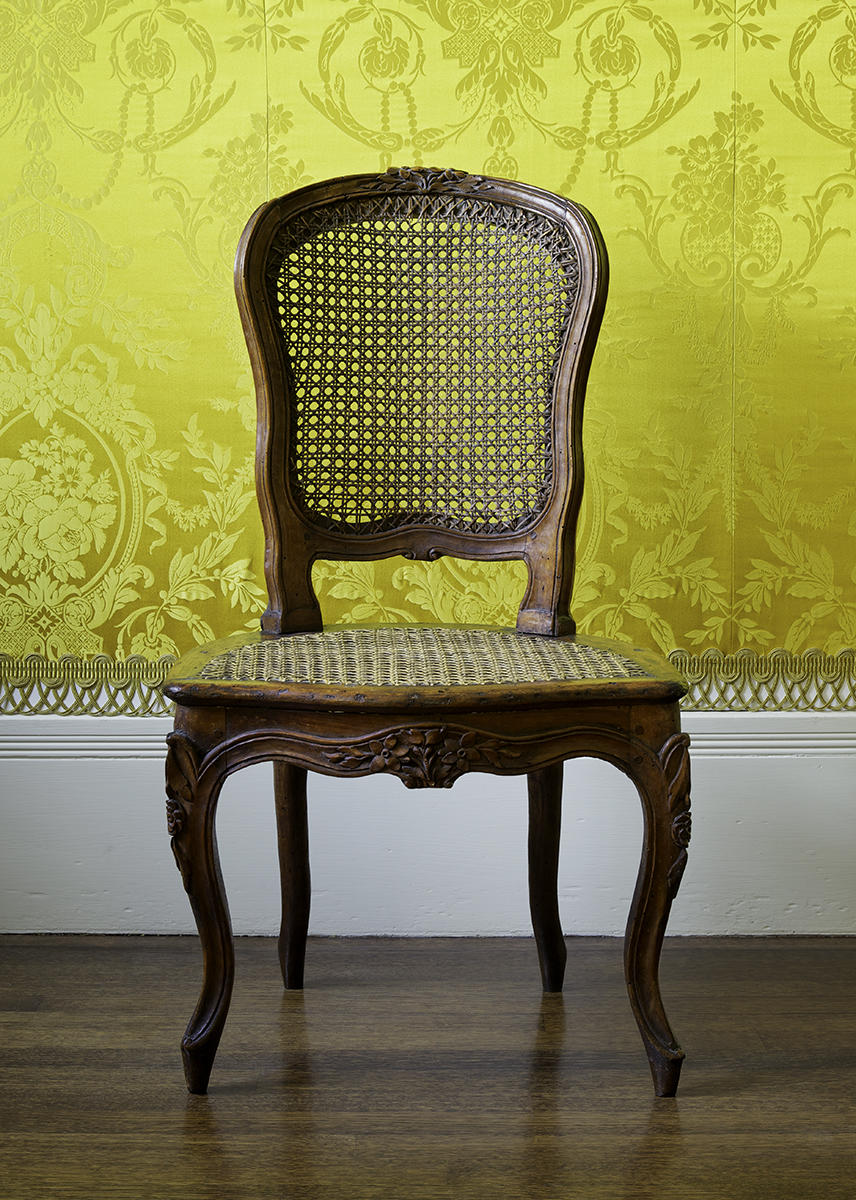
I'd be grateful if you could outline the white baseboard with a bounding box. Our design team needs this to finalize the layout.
[1,712,854,936]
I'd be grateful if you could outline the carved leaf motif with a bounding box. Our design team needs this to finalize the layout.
[165,731,199,893]
[165,731,198,806]
[323,726,518,788]
[658,732,692,896]
[671,810,692,849]
[659,733,691,816]
[166,795,184,837]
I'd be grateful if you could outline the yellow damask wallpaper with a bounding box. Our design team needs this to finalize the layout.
[0,0,853,713]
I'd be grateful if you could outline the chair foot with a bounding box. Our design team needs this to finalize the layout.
[182,1033,220,1095]
[274,762,311,990]
[647,1047,684,1098]
[281,962,306,990]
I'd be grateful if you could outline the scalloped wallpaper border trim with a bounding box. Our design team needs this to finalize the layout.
[0,649,853,716]
[0,654,176,717]
[669,649,855,712]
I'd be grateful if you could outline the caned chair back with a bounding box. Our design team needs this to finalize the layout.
[235,168,607,635]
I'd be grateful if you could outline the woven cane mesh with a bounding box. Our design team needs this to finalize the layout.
[198,628,651,688]
[267,184,580,534]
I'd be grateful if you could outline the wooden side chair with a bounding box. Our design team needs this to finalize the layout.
[163,167,692,1097]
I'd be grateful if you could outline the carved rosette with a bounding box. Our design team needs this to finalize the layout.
[323,726,518,788]
[165,731,199,893]
[658,732,692,899]
[361,166,494,193]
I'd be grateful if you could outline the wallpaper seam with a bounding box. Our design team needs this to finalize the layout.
[730,3,738,656]
[263,0,270,199]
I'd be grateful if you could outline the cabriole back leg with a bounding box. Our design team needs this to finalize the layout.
[166,728,234,1094]
[528,763,567,992]
[623,725,691,1097]
[274,762,310,989]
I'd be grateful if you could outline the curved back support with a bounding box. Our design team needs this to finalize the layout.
[236,168,608,636]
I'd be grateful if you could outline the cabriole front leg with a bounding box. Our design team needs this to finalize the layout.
[166,729,234,1094]
[624,728,691,1097]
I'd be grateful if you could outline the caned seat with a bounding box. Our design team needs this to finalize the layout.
[163,167,692,1098]
[167,627,676,698]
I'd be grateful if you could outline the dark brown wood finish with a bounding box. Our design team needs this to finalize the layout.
[528,762,567,992]
[234,168,607,639]
[163,167,693,1097]
[274,761,310,990]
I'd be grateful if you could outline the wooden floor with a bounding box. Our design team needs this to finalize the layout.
[1,936,854,1200]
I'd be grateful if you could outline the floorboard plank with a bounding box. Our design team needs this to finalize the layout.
[0,936,854,1199]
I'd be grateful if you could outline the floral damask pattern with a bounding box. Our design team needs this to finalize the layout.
[301,0,699,183]
[0,428,116,582]
[617,96,851,362]
[771,0,856,165]
[0,0,853,712]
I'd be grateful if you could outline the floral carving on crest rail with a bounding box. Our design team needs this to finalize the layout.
[361,166,494,192]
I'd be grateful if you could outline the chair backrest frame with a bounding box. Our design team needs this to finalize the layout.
[235,167,608,637]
